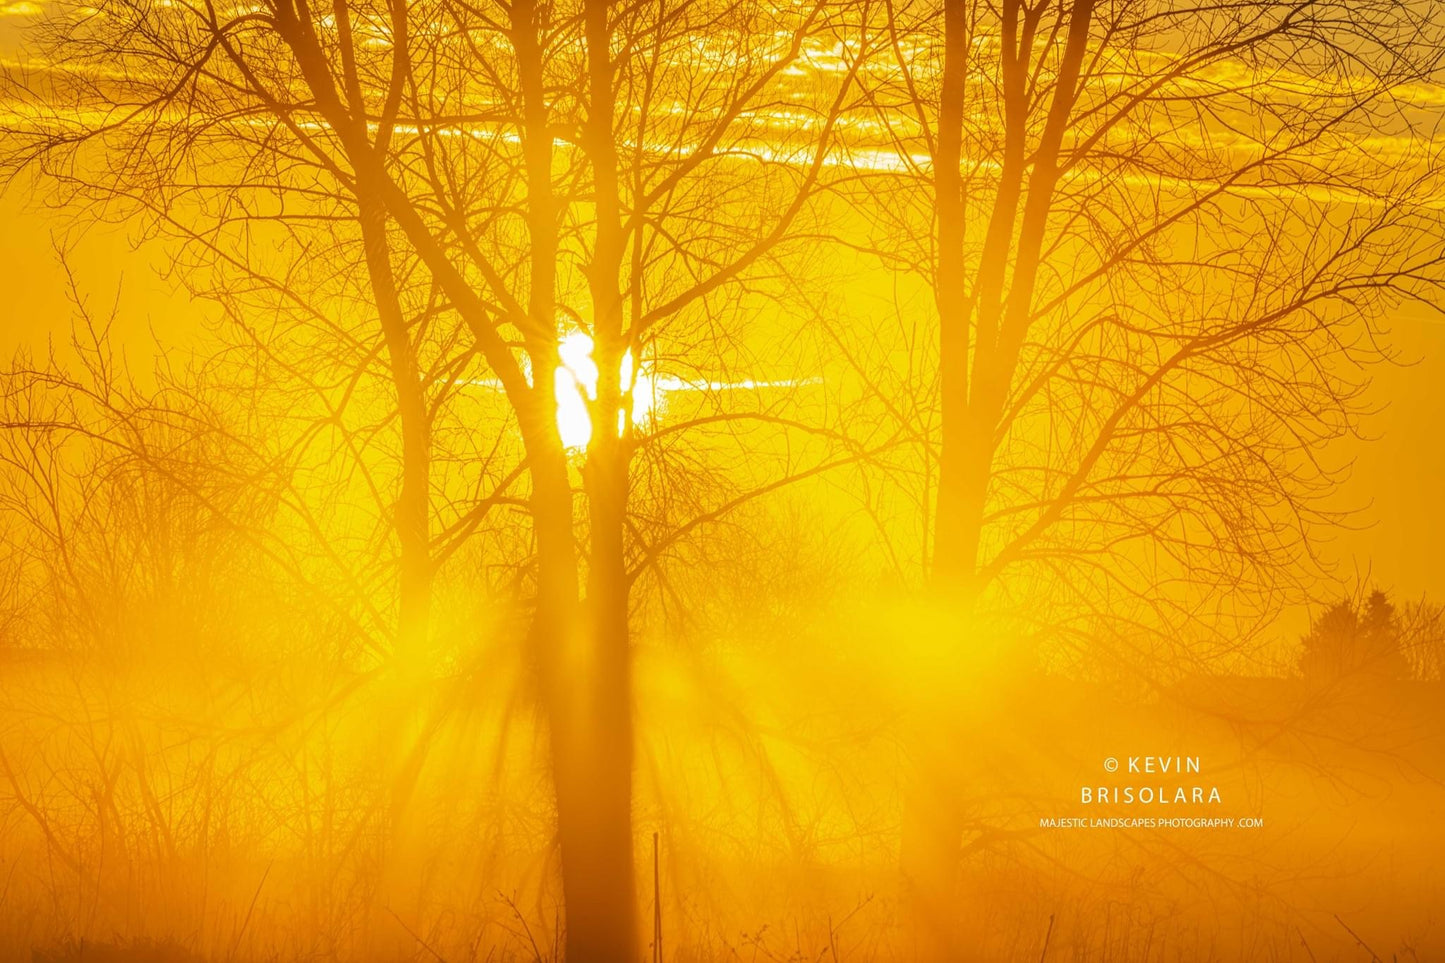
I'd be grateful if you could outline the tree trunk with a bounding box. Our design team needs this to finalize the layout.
[353,167,436,963]
[357,183,432,662]
[900,719,967,960]
[930,0,974,592]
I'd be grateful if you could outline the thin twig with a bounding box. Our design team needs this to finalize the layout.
[1334,914,1383,963]
[389,906,450,963]
[228,861,271,963]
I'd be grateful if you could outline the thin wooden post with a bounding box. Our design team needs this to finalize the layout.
[653,831,663,963]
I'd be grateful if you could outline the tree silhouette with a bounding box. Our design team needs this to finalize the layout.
[841,0,1445,952]
[1299,589,1412,682]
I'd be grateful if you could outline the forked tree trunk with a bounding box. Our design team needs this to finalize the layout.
[908,0,1096,956]
[531,437,635,963]
[512,0,639,947]
[524,395,637,963]
[570,441,637,963]
[549,0,644,956]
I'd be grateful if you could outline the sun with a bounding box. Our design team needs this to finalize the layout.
[553,331,657,451]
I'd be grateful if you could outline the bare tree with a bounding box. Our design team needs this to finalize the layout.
[840,0,1445,953]
[3,0,859,955]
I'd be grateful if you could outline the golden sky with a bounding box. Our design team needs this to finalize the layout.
[1,0,1441,633]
